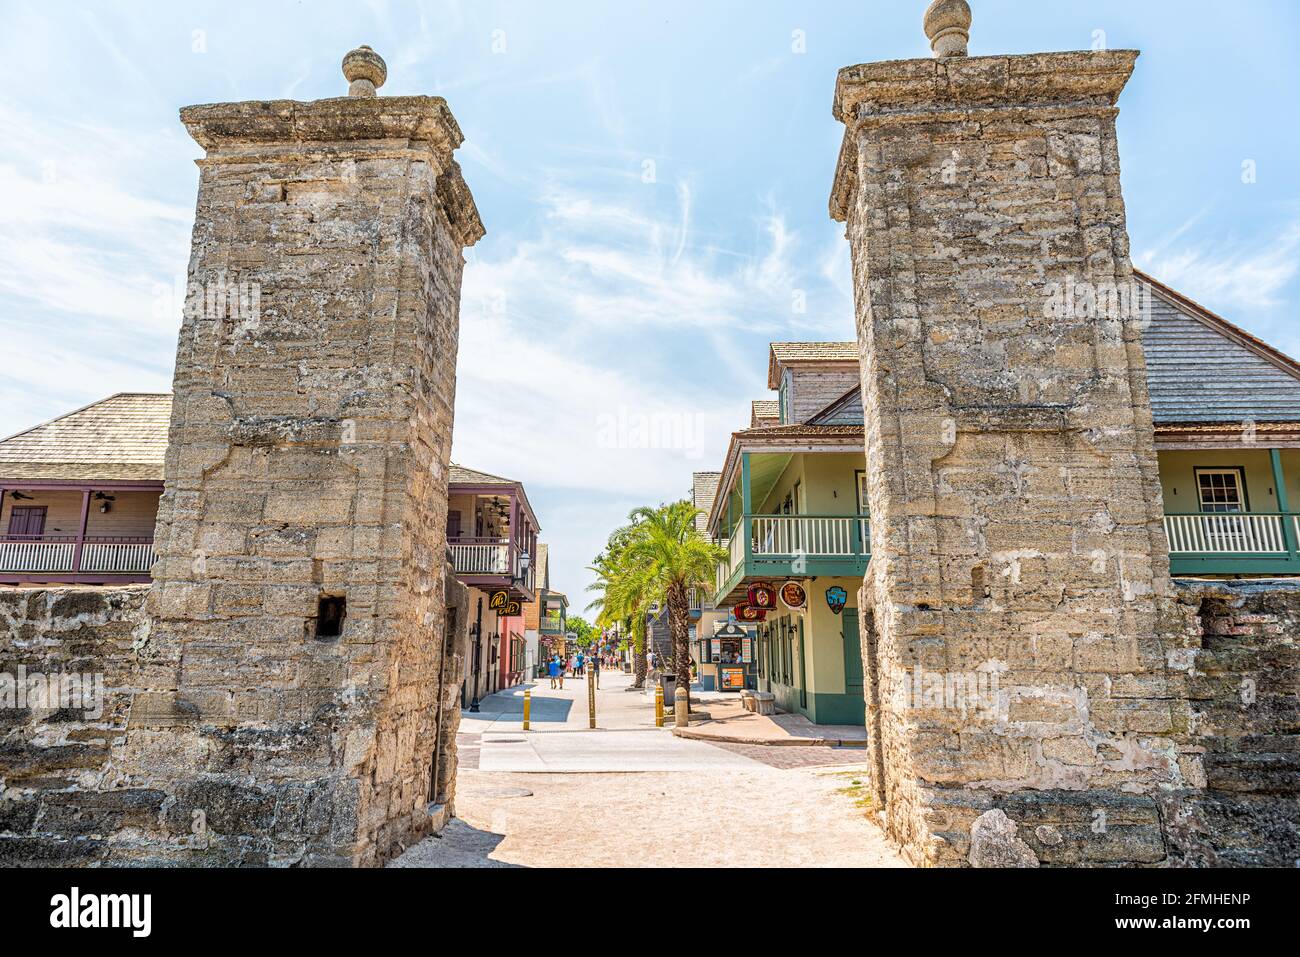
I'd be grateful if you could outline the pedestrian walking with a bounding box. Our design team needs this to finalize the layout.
[547,656,561,690]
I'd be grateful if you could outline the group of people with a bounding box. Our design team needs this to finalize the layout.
[544,650,625,689]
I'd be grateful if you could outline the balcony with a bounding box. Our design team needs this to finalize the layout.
[714,514,871,606]
[449,537,511,575]
[447,535,536,598]
[0,535,157,582]
[1165,512,1300,576]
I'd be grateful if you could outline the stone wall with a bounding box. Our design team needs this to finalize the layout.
[0,574,469,866]
[854,579,1298,867]
[1159,580,1299,867]
[1,587,158,865]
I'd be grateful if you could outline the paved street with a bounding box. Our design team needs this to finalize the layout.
[392,670,904,867]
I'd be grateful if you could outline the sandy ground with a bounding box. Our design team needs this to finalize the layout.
[391,670,905,868]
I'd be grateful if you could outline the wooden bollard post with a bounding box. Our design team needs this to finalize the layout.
[588,669,596,729]
[654,684,664,728]
[523,688,531,731]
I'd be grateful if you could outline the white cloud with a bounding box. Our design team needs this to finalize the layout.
[1135,220,1300,311]
[0,100,195,439]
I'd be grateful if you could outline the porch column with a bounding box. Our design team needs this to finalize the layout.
[70,488,91,574]
[1269,449,1298,558]
[741,453,753,567]
[509,494,519,578]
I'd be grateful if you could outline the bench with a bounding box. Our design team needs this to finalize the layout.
[740,690,777,715]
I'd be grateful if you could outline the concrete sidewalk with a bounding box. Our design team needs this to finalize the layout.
[670,694,868,747]
[460,668,658,734]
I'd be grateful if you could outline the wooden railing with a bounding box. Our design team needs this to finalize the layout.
[0,536,76,572]
[448,538,511,575]
[81,541,158,573]
[715,514,871,596]
[1164,513,1291,554]
[0,536,155,575]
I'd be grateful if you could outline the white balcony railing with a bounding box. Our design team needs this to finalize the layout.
[449,540,511,575]
[0,539,76,572]
[1164,513,1288,554]
[0,536,155,575]
[751,515,865,556]
[714,514,871,597]
[80,542,158,574]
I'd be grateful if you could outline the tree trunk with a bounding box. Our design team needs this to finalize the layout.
[666,582,692,712]
[632,622,648,689]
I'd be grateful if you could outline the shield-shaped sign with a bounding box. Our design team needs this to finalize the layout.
[747,581,777,609]
[825,585,848,615]
[779,581,807,612]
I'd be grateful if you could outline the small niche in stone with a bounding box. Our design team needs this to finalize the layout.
[315,594,347,639]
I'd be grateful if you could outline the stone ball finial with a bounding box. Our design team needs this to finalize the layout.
[342,45,387,97]
[924,0,972,58]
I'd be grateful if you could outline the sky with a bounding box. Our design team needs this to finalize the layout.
[1,0,1299,610]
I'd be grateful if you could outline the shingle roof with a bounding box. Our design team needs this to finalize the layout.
[751,400,780,426]
[1136,270,1300,424]
[691,472,721,533]
[448,464,518,486]
[534,542,549,590]
[767,342,858,387]
[0,393,171,481]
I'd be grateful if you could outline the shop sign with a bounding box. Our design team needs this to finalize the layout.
[779,581,807,612]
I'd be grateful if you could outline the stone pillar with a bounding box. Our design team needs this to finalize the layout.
[140,47,483,866]
[832,7,1188,866]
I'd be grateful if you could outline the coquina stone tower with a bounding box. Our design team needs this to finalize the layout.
[140,46,482,866]
[832,3,1189,866]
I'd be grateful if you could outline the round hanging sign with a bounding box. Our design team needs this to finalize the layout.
[780,581,808,611]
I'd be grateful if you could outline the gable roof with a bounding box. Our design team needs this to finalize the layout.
[0,393,172,481]
[767,342,857,388]
[1136,270,1300,424]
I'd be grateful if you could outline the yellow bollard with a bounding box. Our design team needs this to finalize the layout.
[523,688,531,731]
[588,670,596,729]
[654,684,664,728]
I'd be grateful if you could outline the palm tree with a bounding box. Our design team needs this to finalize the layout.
[624,501,725,705]
[587,520,657,688]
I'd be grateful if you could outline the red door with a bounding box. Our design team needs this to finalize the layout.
[7,506,47,537]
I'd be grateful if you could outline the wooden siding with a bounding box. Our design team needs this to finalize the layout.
[809,388,864,426]
[1144,290,1300,424]
[0,489,160,539]
[790,370,860,424]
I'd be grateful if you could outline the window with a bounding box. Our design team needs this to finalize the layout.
[1196,468,1247,513]
[315,595,346,639]
[856,470,869,514]
[780,370,794,424]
